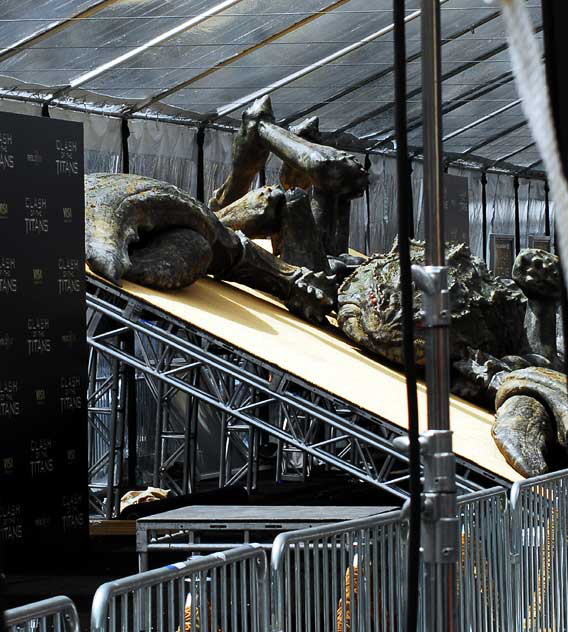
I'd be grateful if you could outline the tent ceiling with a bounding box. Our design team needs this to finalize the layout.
[0,0,543,175]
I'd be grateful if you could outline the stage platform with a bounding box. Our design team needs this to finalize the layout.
[86,268,521,514]
[136,504,396,570]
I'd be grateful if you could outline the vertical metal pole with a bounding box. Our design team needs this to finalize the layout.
[514,175,521,254]
[544,179,551,237]
[416,2,458,630]
[196,126,205,202]
[481,171,488,261]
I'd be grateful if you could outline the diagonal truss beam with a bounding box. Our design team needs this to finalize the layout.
[493,140,536,165]
[211,2,454,122]
[441,98,522,143]
[279,9,501,128]
[47,0,247,103]
[339,25,542,138]
[461,119,529,157]
[0,0,123,64]
[364,69,517,148]
[122,0,352,117]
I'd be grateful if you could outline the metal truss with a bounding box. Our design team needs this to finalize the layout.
[86,276,507,517]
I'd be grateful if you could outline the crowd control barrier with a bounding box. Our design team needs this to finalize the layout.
[90,545,269,632]
[271,509,406,632]
[510,469,568,632]
[5,596,80,632]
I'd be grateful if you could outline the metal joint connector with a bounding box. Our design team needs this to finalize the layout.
[412,264,450,328]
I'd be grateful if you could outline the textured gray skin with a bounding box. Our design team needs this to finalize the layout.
[86,173,217,285]
[513,248,561,360]
[85,173,335,322]
[337,239,568,476]
[494,367,568,476]
[337,239,527,366]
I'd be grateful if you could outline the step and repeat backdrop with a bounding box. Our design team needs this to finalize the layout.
[0,111,88,564]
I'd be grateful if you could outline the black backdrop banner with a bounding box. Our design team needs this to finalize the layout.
[0,111,88,566]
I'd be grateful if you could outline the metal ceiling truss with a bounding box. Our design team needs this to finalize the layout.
[493,140,536,165]
[85,276,501,516]
[46,0,248,104]
[344,25,542,140]
[121,0,352,118]
[364,69,518,149]
[211,2,455,122]
[0,0,123,64]
[279,9,501,128]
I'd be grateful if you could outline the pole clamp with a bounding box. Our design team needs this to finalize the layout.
[411,265,450,328]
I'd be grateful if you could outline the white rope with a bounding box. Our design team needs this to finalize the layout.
[489,0,568,285]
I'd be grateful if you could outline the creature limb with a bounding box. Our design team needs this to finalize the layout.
[513,248,561,360]
[277,189,331,273]
[211,229,335,323]
[492,395,552,477]
[126,228,213,289]
[209,98,275,212]
[311,190,352,256]
[257,116,368,198]
[214,185,286,238]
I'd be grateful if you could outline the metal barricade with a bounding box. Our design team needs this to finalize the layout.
[510,468,568,632]
[270,509,406,632]
[457,487,511,632]
[91,544,269,632]
[4,596,80,632]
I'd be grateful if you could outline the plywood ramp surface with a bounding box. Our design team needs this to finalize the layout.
[97,273,521,483]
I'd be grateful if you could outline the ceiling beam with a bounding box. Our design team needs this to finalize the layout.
[461,119,529,156]
[441,98,522,143]
[363,69,517,148]
[492,140,536,164]
[211,2,455,122]
[278,8,501,127]
[337,25,542,137]
[0,0,123,64]
[122,0,352,117]
[47,0,247,103]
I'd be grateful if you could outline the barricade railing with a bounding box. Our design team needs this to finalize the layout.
[4,596,80,632]
[457,486,511,632]
[270,509,406,632]
[510,468,568,632]
[90,544,269,632]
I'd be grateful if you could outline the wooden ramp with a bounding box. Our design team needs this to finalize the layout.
[97,271,521,484]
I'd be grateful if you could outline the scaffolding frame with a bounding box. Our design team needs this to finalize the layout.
[86,276,507,517]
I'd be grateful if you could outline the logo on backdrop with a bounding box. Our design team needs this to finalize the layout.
[24,197,49,235]
[0,257,17,294]
[26,317,52,356]
[0,131,14,170]
[60,375,82,413]
[58,258,80,294]
[0,202,8,219]
[62,207,73,223]
[0,333,14,353]
[0,504,23,542]
[61,493,85,531]
[0,379,21,418]
[55,139,79,176]
[29,438,54,476]
[26,149,43,167]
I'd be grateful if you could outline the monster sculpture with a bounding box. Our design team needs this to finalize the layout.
[337,242,566,476]
[85,96,566,478]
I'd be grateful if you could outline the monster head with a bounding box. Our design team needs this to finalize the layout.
[337,240,527,365]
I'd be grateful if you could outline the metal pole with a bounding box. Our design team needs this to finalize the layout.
[544,179,551,237]
[481,171,488,261]
[514,175,521,254]
[414,2,458,630]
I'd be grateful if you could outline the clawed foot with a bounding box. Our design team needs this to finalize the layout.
[286,269,336,323]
